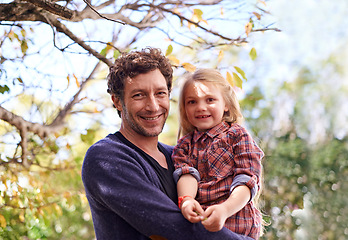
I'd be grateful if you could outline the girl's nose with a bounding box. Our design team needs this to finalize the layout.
[196,101,207,111]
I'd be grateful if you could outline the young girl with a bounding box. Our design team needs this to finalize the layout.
[172,68,264,239]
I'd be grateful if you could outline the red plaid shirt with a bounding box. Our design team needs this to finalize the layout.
[172,121,264,239]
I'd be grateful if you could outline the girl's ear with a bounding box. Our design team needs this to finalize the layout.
[112,95,123,112]
[224,104,229,113]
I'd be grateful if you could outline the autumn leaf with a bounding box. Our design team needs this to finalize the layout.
[252,12,261,20]
[74,74,80,88]
[232,72,243,89]
[245,22,253,36]
[218,50,224,63]
[249,47,257,60]
[234,66,247,81]
[193,9,203,21]
[166,45,173,56]
[182,62,196,72]
[168,55,180,65]
[226,72,234,86]
[0,214,6,228]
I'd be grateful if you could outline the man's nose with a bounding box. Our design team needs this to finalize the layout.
[145,95,160,111]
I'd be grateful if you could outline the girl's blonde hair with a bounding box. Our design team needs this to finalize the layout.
[178,68,243,137]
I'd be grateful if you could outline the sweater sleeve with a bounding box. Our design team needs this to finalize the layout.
[82,135,253,240]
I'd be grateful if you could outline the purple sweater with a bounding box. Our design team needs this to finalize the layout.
[82,132,253,240]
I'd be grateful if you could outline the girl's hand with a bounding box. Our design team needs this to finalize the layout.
[201,204,229,232]
[181,198,205,223]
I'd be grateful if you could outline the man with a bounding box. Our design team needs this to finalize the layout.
[82,47,252,240]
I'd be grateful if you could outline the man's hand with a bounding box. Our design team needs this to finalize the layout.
[201,204,229,232]
[181,197,205,223]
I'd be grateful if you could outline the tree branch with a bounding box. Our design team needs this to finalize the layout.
[0,61,102,166]
[43,14,113,67]
[22,0,76,20]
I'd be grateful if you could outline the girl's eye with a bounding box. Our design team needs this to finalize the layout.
[207,98,215,102]
[186,100,195,105]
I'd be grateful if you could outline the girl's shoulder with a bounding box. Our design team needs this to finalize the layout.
[225,122,248,135]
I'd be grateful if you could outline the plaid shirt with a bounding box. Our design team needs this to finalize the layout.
[172,121,264,239]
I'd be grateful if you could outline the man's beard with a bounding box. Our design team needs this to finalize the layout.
[122,103,167,137]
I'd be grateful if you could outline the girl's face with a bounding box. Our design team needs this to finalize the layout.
[184,81,228,132]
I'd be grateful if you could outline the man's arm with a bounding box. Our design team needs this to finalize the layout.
[83,139,252,240]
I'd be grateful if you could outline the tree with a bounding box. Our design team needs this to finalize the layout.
[0,0,278,238]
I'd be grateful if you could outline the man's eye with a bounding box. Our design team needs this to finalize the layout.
[132,93,143,98]
[157,91,168,96]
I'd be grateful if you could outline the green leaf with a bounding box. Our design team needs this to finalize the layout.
[113,50,121,59]
[166,45,173,56]
[249,47,257,60]
[232,72,243,89]
[0,85,10,94]
[234,66,247,81]
[100,47,107,57]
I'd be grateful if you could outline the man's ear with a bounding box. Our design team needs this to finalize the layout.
[112,95,122,112]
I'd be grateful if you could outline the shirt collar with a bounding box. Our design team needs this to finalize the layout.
[192,121,230,142]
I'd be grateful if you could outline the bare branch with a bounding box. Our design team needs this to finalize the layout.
[148,3,245,43]
[21,0,76,19]
[43,14,113,67]
[82,0,125,24]
[0,2,46,22]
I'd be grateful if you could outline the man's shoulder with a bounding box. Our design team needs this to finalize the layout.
[158,141,174,153]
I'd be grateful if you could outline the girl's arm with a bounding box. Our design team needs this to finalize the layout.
[177,174,205,223]
[202,185,251,232]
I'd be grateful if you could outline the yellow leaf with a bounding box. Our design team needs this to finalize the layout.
[182,63,196,72]
[245,22,253,36]
[166,45,173,56]
[217,50,224,63]
[252,12,261,20]
[249,47,257,60]
[0,214,6,228]
[66,75,70,88]
[19,212,25,222]
[226,72,234,86]
[168,55,180,65]
[234,66,247,80]
[74,74,80,88]
[106,42,112,51]
[258,0,267,6]
[193,9,203,21]
[232,72,243,89]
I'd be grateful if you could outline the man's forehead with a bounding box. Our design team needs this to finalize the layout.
[124,70,167,92]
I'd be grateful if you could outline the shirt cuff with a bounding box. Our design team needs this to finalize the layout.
[230,174,258,202]
[173,167,201,183]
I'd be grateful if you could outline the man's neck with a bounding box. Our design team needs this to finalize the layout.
[119,128,159,153]
[119,128,168,169]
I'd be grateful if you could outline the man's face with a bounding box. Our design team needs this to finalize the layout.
[114,69,170,137]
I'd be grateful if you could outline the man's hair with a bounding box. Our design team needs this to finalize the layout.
[178,68,243,137]
[107,47,173,104]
